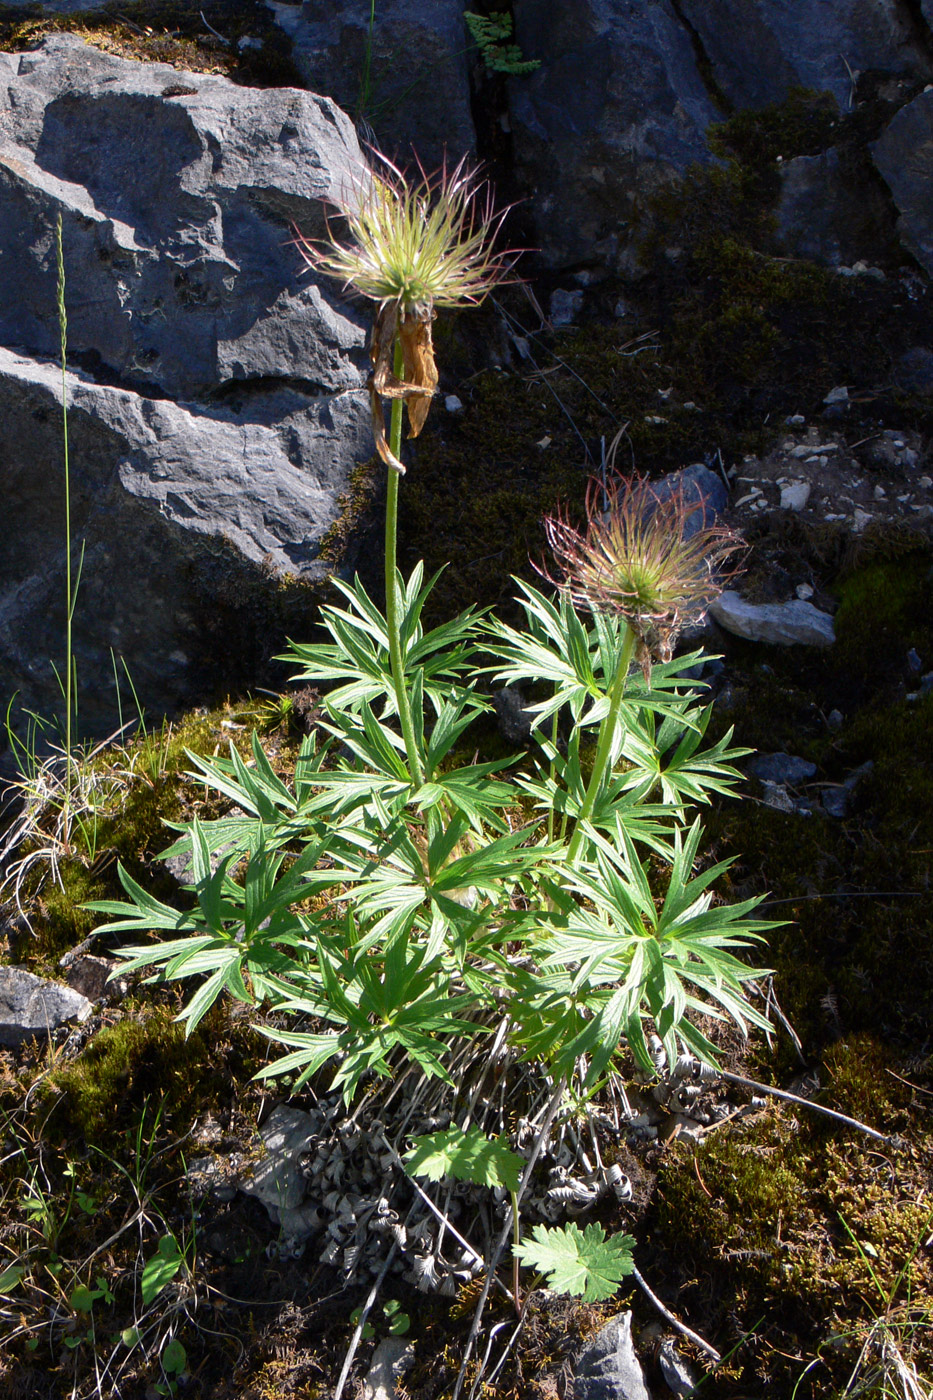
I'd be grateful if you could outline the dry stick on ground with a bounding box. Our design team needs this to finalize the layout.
[632,1265,722,1362]
[332,1241,398,1400]
[719,1070,894,1143]
[451,1080,566,1400]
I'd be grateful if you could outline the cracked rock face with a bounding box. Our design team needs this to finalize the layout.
[509,0,718,275]
[679,0,931,112]
[0,34,373,743]
[271,0,475,171]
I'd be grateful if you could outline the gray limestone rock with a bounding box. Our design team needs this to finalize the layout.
[0,965,92,1045]
[509,0,718,274]
[750,753,818,785]
[679,0,930,111]
[775,148,897,267]
[269,0,475,170]
[573,1312,650,1400]
[0,34,375,742]
[238,1104,325,1252]
[710,591,836,647]
[363,1338,415,1400]
[872,89,933,278]
[654,463,728,537]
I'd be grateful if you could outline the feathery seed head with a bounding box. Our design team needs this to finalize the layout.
[294,152,513,311]
[543,471,745,669]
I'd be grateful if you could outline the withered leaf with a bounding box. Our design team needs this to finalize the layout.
[368,299,438,474]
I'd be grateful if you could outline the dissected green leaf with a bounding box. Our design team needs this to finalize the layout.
[404,1126,523,1191]
[515,1222,635,1301]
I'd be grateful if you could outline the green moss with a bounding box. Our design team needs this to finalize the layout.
[654,1062,933,1395]
[47,1004,261,1142]
[709,87,841,171]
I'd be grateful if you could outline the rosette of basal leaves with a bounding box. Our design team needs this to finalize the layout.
[253,921,485,1104]
[507,820,776,1077]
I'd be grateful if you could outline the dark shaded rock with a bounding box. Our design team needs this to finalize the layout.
[509,0,718,273]
[896,347,933,395]
[750,752,817,784]
[0,34,374,741]
[550,288,584,326]
[268,0,475,169]
[822,759,874,816]
[872,89,933,278]
[572,1312,650,1400]
[775,148,897,267]
[63,954,115,1002]
[493,685,534,746]
[0,965,92,1045]
[680,0,930,111]
[654,463,727,537]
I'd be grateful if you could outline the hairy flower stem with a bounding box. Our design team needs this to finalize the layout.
[566,623,637,865]
[384,340,425,787]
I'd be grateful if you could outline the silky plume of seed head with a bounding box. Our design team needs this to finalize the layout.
[292,151,517,470]
[542,471,746,675]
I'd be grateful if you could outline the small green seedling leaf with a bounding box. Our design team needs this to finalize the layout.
[514,1223,635,1302]
[404,1126,523,1192]
[141,1234,184,1306]
[122,1326,142,1348]
[383,1298,411,1335]
[350,1305,375,1339]
[161,1337,187,1375]
[70,1283,105,1315]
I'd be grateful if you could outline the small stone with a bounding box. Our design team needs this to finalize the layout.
[874,484,887,500]
[573,1312,650,1400]
[786,414,806,425]
[659,1339,700,1398]
[0,967,92,1046]
[852,508,873,533]
[822,761,874,818]
[761,782,799,813]
[796,583,814,600]
[823,385,849,406]
[550,288,584,326]
[363,1337,415,1400]
[750,752,817,784]
[444,394,464,413]
[710,591,835,647]
[908,647,923,673]
[780,481,811,510]
[827,709,844,730]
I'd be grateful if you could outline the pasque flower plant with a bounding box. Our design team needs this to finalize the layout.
[91,156,774,1209]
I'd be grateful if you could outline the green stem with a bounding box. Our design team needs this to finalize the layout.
[384,340,424,787]
[56,214,73,844]
[510,1188,521,1316]
[565,624,637,866]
